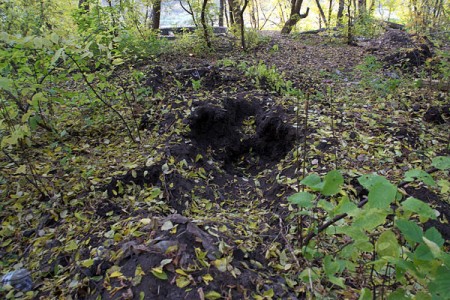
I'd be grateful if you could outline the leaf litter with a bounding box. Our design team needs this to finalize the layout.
[0,32,449,299]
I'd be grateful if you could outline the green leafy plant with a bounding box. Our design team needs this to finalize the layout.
[243,28,271,49]
[353,13,384,38]
[424,49,450,90]
[240,61,292,94]
[287,158,450,298]
[355,55,403,96]
[0,28,149,198]
[191,78,202,91]
[169,28,212,56]
[217,58,236,68]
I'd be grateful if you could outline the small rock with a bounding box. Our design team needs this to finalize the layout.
[1,269,33,291]
[153,240,179,253]
[384,71,399,79]
[357,154,367,162]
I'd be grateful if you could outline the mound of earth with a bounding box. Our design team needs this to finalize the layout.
[83,214,298,299]
[367,29,434,69]
[188,98,297,172]
[423,105,450,124]
[108,96,298,216]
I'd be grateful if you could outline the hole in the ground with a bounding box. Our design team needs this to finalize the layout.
[188,98,298,173]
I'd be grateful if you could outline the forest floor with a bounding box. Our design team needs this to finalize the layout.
[1,30,449,299]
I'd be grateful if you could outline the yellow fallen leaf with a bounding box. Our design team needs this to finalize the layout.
[135,265,145,276]
[16,165,26,174]
[140,218,152,225]
[176,276,190,288]
[81,259,94,268]
[205,291,221,300]
[212,258,228,272]
[110,271,123,278]
[202,274,213,284]
[176,269,188,276]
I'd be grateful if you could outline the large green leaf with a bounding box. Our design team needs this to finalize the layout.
[301,173,322,190]
[287,192,314,208]
[367,181,397,209]
[401,197,436,220]
[425,227,445,247]
[353,208,388,231]
[385,257,419,278]
[358,174,390,190]
[441,253,450,268]
[422,237,441,258]
[321,170,344,196]
[395,219,423,244]
[431,156,450,170]
[387,289,408,300]
[328,275,345,289]
[359,288,373,300]
[0,77,13,92]
[404,169,436,186]
[334,196,358,216]
[323,255,339,276]
[428,266,450,298]
[375,230,400,258]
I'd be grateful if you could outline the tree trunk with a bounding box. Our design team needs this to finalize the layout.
[253,0,260,29]
[179,0,197,27]
[328,0,333,26]
[249,0,258,29]
[315,0,328,27]
[219,0,224,26]
[337,0,345,26]
[224,0,230,26]
[369,0,375,13]
[152,0,161,30]
[201,0,212,48]
[228,0,242,27]
[240,0,249,49]
[281,0,310,34]
[358,0,366,15]
[347,0,355,45]
[228,0,235,25]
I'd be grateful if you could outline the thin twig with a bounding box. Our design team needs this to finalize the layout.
[302,93,309,185]
[296,94,301,192]
[66,52,136,143]
[279,217,301,269]
[2,149,47,197]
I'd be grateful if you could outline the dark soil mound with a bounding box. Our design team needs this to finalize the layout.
[376,30,415,48]
[423,105,449,124]
[188,98,297,173]
[107,97,297,215]
[87,214,296,300]
[368,29,434,69]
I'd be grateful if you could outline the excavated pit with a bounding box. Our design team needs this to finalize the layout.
[188,98,297,173]
[106,98,297,213]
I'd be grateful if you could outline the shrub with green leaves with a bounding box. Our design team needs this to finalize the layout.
[240,61,293,94]
[287,156,450,298]
[0,29,147,152]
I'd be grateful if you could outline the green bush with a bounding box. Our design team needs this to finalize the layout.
[287,156,450,298]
